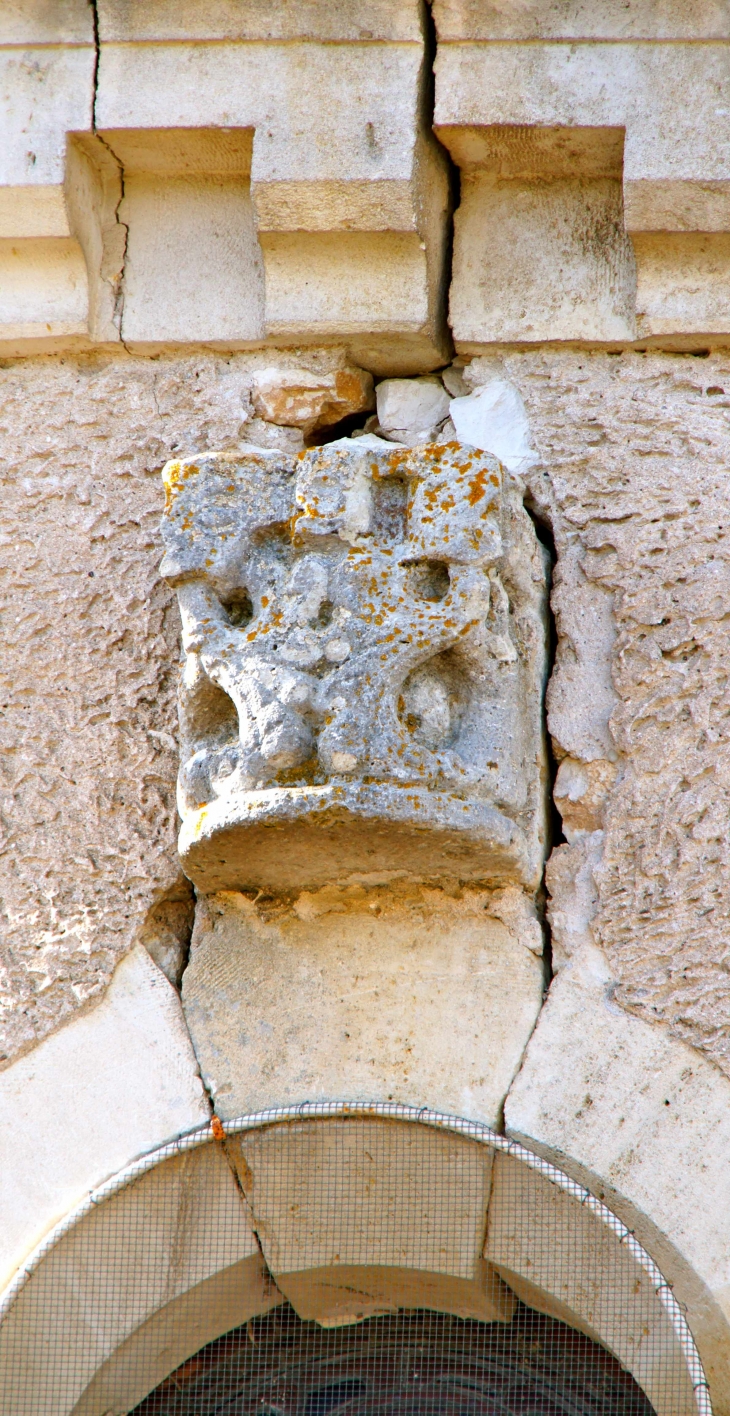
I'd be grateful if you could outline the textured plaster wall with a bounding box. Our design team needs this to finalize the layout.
[1,350,729,1081]
[508,350,730,1075]
[0,349,343,1065]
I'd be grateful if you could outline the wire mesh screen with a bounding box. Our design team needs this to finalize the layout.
[0,1105,709,1416]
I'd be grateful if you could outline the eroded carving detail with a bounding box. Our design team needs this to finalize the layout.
[160,442,548,891]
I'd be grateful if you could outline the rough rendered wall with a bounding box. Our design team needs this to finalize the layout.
[0,351,340,1065]
[2,350,730,1081]
[510,351,730,1075]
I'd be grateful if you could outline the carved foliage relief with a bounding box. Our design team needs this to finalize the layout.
[160,442,549,891]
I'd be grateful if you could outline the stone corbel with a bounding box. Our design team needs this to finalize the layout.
[248,54,452,372]
[160,439,549,894]
[433,6,730,347]
[65,0,452,365]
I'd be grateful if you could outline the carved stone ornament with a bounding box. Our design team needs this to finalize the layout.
[160,441,549,892]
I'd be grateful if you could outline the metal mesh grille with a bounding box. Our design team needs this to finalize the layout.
[0,1104,710,1416]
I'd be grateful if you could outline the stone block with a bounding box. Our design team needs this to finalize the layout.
[449,378,535,473]
[181,886,545,1125]
[0,0,93,45]
[434,35,730,343]
[96,0,423,43]
[375,376,451,444]
[486,1153,696,1416]
[0,1143,279,1416]
[230,1117,515,1325]
[0,237,88,345]
[0,946,209,1294]
[252,365,374,433]
[505,951,730,1415]
[448,172,636,347]
[634,233,730,338]
[432,0,730,41]
[92,25,450,367]
[0,46,93,193]
[160,441,549,892]
[0,33,94,347]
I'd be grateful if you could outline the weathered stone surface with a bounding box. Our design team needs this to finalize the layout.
[375,376,451,444]
[486,1152,696,1416]
[545,834,604,973]
[252,366,374,433]
[432,0,730,41]
[553,758,618,840]
[182,886,544,1125]
[469,351,730,1077]
[505,950,730,1415]
[90,12,451,370]
[232,1118,514,1325]
[449,378,535,473]
[447,171,636,348]
[0,1142,279,1416]
[161,439,549,891]
[4,347,730,1095]
[0,349,361,1066]
[0,945,209,1293]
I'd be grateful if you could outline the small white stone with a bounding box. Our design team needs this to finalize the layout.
[376,376,450,445]
[324,638,351,663]
[450,378,535,472]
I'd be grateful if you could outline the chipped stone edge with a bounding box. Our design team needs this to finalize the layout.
[0,1100,711,1415]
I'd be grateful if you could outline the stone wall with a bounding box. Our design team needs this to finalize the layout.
[3,348,729,1081]
[0,349,348,1061]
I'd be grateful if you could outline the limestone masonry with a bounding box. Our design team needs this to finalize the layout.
[2,3,730,1411]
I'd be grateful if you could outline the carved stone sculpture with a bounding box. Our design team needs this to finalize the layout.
[160,441,549,891]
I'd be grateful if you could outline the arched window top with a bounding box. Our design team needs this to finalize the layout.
[0,1103,711,1416]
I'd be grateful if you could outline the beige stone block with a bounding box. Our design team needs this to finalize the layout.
[432,0,730,41]
[625,180,730,234]
[64,135,124,342]
[450,173,636,346]
[0,186,70,239]
[232,1117,515,1325]
[436,124,625,182]
[182,888,545,1126]
[0,236,88,342]
[0,0,93,44]
[120,173,264,345]
[73,1256,280,1416]
[505,952,730,1415]
[435,42,730,222]
[94,38,450,361]
[0,1143,279,1416]
[486,1153,696,1416]
[95,43,422,182]
[0,946,209,1294]
[259,231,441,355]
[634,233,730,337]
[252,365,374,433]
[0,47,93,189]
[97,0,423,43]
[435,38,730,342]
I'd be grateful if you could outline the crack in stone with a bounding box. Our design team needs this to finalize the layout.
[87,0,130,346]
